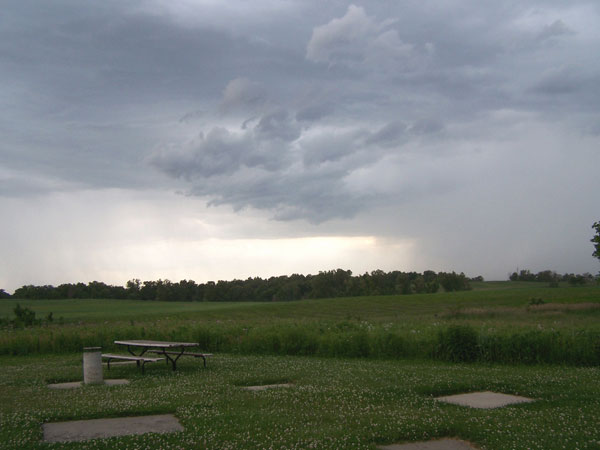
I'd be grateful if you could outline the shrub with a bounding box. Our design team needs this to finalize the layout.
[13,304,41,327]
[528,297,545,305]
[435,325,479,362]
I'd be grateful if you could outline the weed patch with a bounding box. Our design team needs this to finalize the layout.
[435,325,479,362]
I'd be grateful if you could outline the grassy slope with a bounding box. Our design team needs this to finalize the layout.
[1,282,599,330]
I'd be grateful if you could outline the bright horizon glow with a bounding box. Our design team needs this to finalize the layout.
[1,190,421,293]
[2,235,416,293]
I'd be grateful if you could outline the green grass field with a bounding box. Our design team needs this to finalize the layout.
[0,282,599,448]
[0,354,598,449]
[2,282,599,328]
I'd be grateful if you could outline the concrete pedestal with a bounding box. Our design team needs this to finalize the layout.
[83,347,103,385]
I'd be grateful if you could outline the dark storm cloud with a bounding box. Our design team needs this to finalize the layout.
[295,103,335,122]
[254,110,301,143]
[2,0,599,225]
[145,1,600,223]
[531,66,597,97]
[366,121,407,147]
[1,3,233,106]
[152,128,251,179]
[301,129,368,167]
[409,119,445,136]
[0,0,312,194]
[537,19,575,41]
[189,165,374,224]
[220,78,268,114]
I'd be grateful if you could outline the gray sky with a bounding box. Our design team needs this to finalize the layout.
[1,0,599,292]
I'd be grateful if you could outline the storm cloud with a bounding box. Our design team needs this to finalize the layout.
[1,0,599,290]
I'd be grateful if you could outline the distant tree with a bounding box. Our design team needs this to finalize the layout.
[536,270,558,283]
[0,289,11,299]
[519,269,536,281]
[13,285,58,299]
[567,274,587,286]
[139,280,158,300]
[126,279,141,299]
[438,272,471,292]
[203,281,218,302]
[592,221,600,261]
[155,279,175,302]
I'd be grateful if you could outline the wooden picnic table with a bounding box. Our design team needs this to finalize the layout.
[113,340,202,371]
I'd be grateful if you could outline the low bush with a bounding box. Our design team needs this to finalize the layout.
[434,325,479,362]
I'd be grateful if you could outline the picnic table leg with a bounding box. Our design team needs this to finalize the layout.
[125,346,150,371]
[156,349,170,366]
[161,347,185,371]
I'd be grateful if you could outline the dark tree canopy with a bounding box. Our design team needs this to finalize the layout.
[9,269,474,302]
[592,221,600,261]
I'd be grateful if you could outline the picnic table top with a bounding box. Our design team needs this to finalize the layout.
[114,340,199,348]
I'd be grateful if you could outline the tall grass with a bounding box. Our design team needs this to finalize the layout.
[2,319,599,366]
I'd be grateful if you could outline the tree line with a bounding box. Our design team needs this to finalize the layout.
[2,269,473,302]
[508,269,597,286]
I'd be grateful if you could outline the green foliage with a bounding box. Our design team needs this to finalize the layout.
[438,272,471,292]
[12,304,41,327]
[592,221,600,261]
[0,289,10,299]
[10,269,470,302]
[528,297,545,305]
[509,269,594,284]
[2,304,57,329]
[567,274,588,286]
[435,325,479,362]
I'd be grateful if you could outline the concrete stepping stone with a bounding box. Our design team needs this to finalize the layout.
[242,383,293,391]
[48,379,129,389]
[378,438,478,449]
[435,391,534,409]
[42,414,183,442]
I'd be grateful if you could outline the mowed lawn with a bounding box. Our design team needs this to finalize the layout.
[0,353,598,449]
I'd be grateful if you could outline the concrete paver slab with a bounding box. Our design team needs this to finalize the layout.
[435,391,534,409]
[378,438,478,449]
[42,414,182,442]
[242,383,293,391]
[48,379,129,389]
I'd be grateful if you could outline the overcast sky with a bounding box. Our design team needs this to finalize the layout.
[1,0,599,292]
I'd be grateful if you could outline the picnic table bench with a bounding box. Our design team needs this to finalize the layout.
[101,353,163,373]
[148,350,213,367]
[113,340,208,371]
